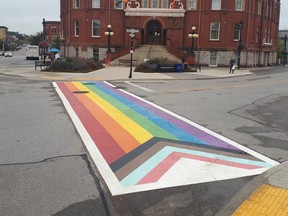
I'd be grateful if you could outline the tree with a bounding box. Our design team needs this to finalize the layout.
[277,39,284,60]
[28,32,42,45]
[51,37,60,49]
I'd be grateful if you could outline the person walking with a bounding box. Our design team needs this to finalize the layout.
[229,58,235,74]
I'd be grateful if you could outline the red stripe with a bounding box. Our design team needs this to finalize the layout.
[137,152,262,185]
[57,82,126,164]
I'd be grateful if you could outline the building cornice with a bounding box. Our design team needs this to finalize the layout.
[124,8,185,17]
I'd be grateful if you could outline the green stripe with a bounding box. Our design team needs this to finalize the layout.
[85,84,178,140]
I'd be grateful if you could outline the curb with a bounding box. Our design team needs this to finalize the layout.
[216,161,288,216]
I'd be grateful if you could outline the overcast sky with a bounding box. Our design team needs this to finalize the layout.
[0,0,287,35]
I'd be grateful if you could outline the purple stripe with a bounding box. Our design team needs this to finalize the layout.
[98,82,238,150]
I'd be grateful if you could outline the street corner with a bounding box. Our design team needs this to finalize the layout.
[232,184,288,216]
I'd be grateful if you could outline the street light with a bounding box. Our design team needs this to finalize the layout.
[237,21,245,69]
[105,24,114,53]
[188,26,199,55]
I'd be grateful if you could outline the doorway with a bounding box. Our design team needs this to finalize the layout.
[146,20,162,45]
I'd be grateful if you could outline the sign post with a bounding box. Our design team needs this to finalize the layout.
[126,29,139,78]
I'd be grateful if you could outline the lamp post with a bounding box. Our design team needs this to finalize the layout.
[42,18,46,41]
[127,28,139,78]
[188,26,199,55]
[237,21,245,69]
[105,25,114,53]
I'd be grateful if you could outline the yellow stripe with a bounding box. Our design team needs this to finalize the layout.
[74,82,153,144]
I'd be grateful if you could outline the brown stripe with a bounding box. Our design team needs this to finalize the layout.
[114,140,261,181]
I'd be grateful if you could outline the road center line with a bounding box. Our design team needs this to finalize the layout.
[124,81,154,92]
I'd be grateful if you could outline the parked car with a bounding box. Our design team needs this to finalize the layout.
[0,51,5,56]
[4,52,13,57]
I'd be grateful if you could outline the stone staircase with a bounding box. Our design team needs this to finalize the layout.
[112,45,181,65]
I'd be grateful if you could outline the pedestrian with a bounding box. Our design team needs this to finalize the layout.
[229,58,235,74]
[55,52,60,59]
[283,58,286,67]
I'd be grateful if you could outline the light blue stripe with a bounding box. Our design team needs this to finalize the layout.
[88,82,207,144]
[120,146,272,187]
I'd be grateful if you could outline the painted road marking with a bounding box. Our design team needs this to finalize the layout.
[124,81,154,92]
[53,81,279,196]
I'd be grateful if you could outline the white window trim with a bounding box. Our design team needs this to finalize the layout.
[74,20,79,37]
[212,0,221,10]
[75,0,80,8]
[187,0,197,10]
[92,20,100,37]
[235,0,243,11]
[92,0,100,8]
[210,22,220,41]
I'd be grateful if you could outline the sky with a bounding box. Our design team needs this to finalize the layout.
[0,0,287,35]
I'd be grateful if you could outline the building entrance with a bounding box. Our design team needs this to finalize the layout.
[146,20,162,45]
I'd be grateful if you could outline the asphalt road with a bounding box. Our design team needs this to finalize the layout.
[0,52,287,215]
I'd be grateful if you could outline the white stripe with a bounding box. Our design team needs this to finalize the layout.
[124,81,154,92]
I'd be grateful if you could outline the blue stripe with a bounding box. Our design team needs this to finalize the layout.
[86,82,207,144]
[120,146,272,187]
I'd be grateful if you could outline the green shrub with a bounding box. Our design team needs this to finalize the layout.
[135,57,179,72]
[49,57,104,73]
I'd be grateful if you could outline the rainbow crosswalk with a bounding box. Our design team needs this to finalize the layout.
[53,81,279,195]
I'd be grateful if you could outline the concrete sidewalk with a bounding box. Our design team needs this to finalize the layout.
[1,64,254,81]
[218,161,288,216]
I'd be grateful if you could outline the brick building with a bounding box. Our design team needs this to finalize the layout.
[0,26,8,41]
[42,20,61,45]
[60,0,281,67]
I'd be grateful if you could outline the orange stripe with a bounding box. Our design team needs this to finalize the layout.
[64,82,141,153]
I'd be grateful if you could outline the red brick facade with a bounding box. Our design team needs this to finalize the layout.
[43,21,61,45]
[60,0,280,67]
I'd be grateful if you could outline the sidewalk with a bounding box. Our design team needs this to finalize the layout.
[1,64,254,81]
[217,161,288,216]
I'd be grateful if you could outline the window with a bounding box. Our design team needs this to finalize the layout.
[92,20,100,37]
[74,20,79,36]
[234,23,241,40]
[210,22,220,40]
[142,0,148,8]
[212,0,221,10]
[92,0,100,8]
[256,26,259,43]
[188,0,196,10]
[257,0,262,15]
[210,51,218,66]
[162,0,168,8]
[75,0,80,8]
[51,27,57,34]
[93,48,99,60]
[75,47,79,57]
[115,0,123,9]
[152,0,158,8]
[235,0,243,11]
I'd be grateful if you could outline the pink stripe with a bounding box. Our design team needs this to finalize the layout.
[137,152,262,185]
